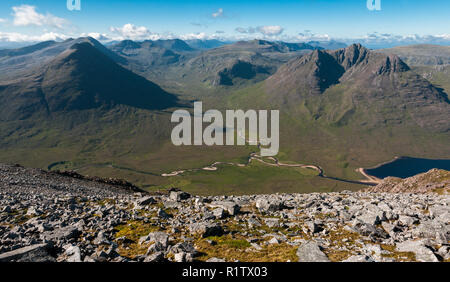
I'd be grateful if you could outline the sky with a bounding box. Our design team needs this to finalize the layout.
[0,0,449,47]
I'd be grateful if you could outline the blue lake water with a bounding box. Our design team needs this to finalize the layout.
[365,157,450,179]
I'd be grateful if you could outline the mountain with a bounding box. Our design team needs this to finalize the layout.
[150,39,195,52]
[178,40,318,88]
[226,43,450,182]
[226,39,317,53]
[378,44,450,98]
[106,39,320,92]
[109,40,186,68]
[212,59,273,86]
[263,44,450,132]
[0,41,177,121]
[0,41,37,50]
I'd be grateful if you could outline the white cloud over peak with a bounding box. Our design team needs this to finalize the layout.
[12,5,69,29]
[110,23,161,41]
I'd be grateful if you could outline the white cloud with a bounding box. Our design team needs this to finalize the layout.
[235,27,256,34]
[12,5,69,29]
[212,8,224,18]
[110,23,161,41]
[179,32,208,40]
[297,30,331,41]
[257,26,284,36]
[0,31,69,42]
[235,26,284,37]
[0,18,6,23]
[80,32,110,41]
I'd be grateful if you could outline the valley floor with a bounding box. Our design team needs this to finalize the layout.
[0,163,449,262]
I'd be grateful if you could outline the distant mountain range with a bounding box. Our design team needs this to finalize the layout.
[378,44,450,66]
[377,44,450,104]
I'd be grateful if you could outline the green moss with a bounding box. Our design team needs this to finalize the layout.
[114,220,161,241]
[195,234,297,262]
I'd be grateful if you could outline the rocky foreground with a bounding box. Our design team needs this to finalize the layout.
[0,163,449,262]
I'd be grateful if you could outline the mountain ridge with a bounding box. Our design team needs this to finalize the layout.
[0,41,178,120]
[262,44,450,132]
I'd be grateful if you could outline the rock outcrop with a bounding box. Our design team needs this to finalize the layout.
[366,169,449,194]
[0,163,448,262]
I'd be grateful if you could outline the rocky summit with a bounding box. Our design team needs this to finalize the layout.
[0,163,449,262]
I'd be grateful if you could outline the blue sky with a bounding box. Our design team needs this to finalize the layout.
[0,0,449,46]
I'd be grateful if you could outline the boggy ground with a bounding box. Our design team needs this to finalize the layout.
[0,163,449,262]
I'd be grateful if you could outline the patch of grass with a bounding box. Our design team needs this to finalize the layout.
[380,244,416,262]
[113,220,162,259]
[146,161,345,196]
[194,234,297,262]
[324,249,352,262]
[114,220,161,241]
[207,236,252,249]
[432,188,449,195]
[96,199,117,207]
[321,227,362,262]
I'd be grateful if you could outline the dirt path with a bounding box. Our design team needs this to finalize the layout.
[357,168,382,184]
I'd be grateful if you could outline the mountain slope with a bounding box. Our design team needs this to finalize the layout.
[378,45,450,97]
[0,42,177,120]
[109,39,191,68]
[185,39,229,50]
[226,43,450,182]
[366,168,449,194]
[178,40,318,88]
[0,37,125,81]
